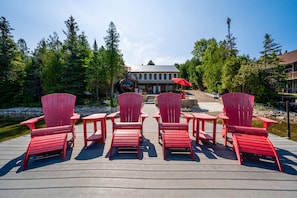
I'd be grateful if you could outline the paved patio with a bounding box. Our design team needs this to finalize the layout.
[0,103,297,198]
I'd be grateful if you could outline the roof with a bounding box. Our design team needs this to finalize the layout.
[279,49,297,65]
[128,65,179,73]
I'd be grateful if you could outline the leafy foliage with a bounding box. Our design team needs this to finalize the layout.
[0,15,287,107]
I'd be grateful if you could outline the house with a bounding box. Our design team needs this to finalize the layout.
[279,49,297,93]
[126,65,179,94]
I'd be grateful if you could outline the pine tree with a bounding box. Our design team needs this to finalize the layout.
[87,41,108,102]
[225,17,238,56]
[260,33,281,66]
[104,21,124,106]
[62,16,90,103]
[0,16,25,106]
[147,60,155,65]
[0,16,18,81]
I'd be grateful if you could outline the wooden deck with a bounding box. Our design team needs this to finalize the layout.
[0,103,297,198]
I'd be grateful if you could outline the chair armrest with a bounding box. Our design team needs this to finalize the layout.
[20,115,45,130]
[181,112,193,124]
[153,112,161,123]
[107,111,120,123]
[31,125,73,137]
[71,113,80,125]
[217,112,229,121]
[141,112,148,123]
[254,116,277,129]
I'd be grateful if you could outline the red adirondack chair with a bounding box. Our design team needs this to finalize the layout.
[107,92,148,159]
[21,93,80,145]
[153,92,194,160]
[218,92,277,146]
[20,93,80,170]
[218,93,282,171]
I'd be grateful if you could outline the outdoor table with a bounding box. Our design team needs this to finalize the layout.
[192,113,216,145]
[83,113,106,147]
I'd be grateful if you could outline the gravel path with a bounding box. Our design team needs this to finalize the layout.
[186,90,221,103]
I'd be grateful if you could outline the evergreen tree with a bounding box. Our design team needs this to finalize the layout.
[225,17,238,56]
[260,33,281,66]
[22,40,45,104]
[104,21,124,106]
[147,60,155,65]
[0,16,25,107]
[220,17,240,93]
[17,38,30,64]
[258,33,284,102]
[62,16,90,103]
[87,41,108,102]
[0,16,17,81]
[41,33,64,93]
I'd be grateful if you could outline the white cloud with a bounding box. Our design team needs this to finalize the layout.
[120,36,190,66]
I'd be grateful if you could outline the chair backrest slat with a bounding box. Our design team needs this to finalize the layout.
[158,92,181,123]
[118,92,143,122]
[41,93,76,127]
[222,92,254,127]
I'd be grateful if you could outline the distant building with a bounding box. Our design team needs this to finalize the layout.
[127,65,179,94]
[279,49,297,93]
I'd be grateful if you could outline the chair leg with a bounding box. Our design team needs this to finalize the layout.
[137,138,140,159]
[109,134,115,160]
[109,147,113,159]
[22,141,32,171]
[189,142,194,161]
[162,135,166,160]
[22,152,30,171]
[266,138,283,172]
[62,138,67,161]
[232,134,243,165]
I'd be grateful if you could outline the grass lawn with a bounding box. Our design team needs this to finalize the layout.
[254,120,297,142]
[0,116,30,142]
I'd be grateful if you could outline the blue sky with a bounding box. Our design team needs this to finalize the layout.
[1,0,297,65]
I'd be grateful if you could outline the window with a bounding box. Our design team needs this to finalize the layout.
[139,73,142,80]
[144,74,147,80]
[169,74,172,80]
[159,74,162,80]
[164,74,167,80]
[154,73,157,80]
[149,73,152,80]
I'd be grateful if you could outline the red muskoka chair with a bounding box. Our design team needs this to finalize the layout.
[218,92,277,146]
[20,93,80,170]
[107,92,148,159]
[218,92,282,171]
[153,92,194,160]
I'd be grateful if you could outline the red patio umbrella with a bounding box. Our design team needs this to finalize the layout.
[171,78,192,87]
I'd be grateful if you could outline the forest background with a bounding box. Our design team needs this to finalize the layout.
[0,15,286,108]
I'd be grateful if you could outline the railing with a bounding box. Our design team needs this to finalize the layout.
[286,71,297,80]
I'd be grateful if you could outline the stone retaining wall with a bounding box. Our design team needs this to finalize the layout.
[0,106,118,119]
[0,105,296,123]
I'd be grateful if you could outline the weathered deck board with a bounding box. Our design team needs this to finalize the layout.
[0,103,296,198]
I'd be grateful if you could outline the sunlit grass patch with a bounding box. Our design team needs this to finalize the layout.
[0,116,30,142]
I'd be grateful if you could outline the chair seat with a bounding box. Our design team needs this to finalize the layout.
[114,122,142,129]
[22,133,68,170]
[227,125,268,136]
[232,133,283,172]
[31,125,73,136]
[160,123,188,130]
